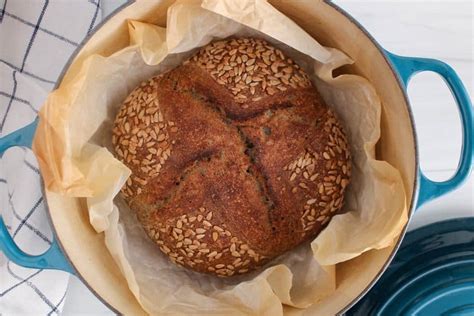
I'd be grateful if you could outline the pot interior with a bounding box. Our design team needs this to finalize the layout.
[45,0,416,314]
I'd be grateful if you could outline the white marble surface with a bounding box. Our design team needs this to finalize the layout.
[62,1,473,314]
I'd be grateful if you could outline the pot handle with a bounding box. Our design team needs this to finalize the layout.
[0,119,73,273]
[386,51,473,209]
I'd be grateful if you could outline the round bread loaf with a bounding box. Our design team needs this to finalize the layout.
[112,38,351,277]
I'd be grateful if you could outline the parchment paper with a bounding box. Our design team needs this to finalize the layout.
[32,0,408,314]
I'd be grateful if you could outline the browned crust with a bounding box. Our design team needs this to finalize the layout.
[112,38,351,277]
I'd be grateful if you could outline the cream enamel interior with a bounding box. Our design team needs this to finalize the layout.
[44,0,416,314]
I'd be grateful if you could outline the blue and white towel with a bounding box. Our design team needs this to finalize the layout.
[0,1,125,314]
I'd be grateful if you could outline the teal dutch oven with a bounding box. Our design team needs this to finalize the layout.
[0,1,472,314]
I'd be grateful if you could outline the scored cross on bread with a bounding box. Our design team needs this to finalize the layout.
[112,38,351,277]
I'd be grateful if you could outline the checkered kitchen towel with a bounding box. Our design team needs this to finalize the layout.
[0,0,126,314]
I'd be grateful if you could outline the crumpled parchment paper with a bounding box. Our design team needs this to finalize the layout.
[32,0,408,314]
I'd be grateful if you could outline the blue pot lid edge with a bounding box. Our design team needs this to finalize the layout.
[348,217,474,316]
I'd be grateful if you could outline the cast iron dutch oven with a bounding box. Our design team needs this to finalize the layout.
[0,1,472,314]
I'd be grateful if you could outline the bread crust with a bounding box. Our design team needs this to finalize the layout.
[112,38,351,277]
